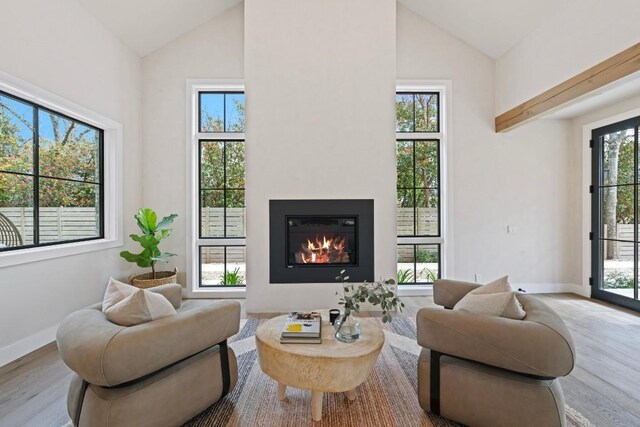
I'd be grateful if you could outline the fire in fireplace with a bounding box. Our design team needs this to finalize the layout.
[287,216,356,266]
[297,235,348,264]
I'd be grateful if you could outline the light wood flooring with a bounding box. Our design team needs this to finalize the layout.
[0,294,639,427]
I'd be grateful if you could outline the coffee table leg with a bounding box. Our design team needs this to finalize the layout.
[277,383,287,400]
[346,388,356,401]
[311,390,323,422]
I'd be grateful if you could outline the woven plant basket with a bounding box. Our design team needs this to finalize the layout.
[129,268,178,289]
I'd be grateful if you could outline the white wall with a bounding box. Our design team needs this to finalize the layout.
[0,0,142,365]
[496,0,640,114]
[141,3,244,282]
[244,0,397,312]
[398,5,581,291]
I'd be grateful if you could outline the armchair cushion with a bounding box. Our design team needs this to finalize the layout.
[57,300,241,386]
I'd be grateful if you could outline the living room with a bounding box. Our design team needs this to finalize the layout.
[1,0,639,426]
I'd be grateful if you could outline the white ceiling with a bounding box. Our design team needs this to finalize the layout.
[400,0,567,58]
[78,0,566,58]
[78,0,239,56]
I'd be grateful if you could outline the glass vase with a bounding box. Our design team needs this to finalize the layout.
[334,311,361,343]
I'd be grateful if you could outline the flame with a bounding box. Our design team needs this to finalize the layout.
[298,235,349,264]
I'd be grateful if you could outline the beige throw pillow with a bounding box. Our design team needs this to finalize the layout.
[468,275,511,294]
[102,278,177,326]
[453,276,526,320]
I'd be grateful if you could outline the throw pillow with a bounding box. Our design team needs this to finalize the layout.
[469,275,511,294]
[102,278,177,326]
[453,276,526,320]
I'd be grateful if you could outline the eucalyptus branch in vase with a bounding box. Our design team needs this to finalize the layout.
[335,270,404,323]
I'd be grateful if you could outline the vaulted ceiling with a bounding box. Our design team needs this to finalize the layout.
[78,0,566,58]
[77,0,239,56]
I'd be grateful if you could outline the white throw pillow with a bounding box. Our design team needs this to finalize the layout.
[468,275,511,294]
[453,276,526,320]
[102,278,176,326]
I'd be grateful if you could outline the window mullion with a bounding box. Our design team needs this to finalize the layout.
[396,132,443,139]
[197,132,244,140]
[398,236,443,244]
[33,106,39,245]
[223,141,227,238]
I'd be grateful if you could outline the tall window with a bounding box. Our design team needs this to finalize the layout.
[197,91,246,287]
[0,90,103,251]
[396,91,442,284]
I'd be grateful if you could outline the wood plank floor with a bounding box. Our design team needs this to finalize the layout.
[0,294,639,426]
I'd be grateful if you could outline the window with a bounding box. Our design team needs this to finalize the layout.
[196,90,245,287]
[396,90,443,285]
[591,116,640,311]
[0,90,103,252]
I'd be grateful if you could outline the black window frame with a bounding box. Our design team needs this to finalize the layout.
[396,90,443,285]
[198,139,246,240]
[396,243,441,285]
[396,138,441,238]
[395,91,440,133]
[196,89,246,288]
[199,245,247,288]
[591,116,640,311]
[198,91,245,133]
[0,89,104,253]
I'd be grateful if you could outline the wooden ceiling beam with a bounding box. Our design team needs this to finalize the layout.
[495,42,640,133]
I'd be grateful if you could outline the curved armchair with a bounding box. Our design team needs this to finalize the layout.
[57,284,241,427]
[417,279,576,427]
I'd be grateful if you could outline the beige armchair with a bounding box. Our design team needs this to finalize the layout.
[417,279,576,427]
[56,284,240,427]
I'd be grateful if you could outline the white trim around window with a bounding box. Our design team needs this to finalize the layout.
[396,80,453,296]
[185,79,246,298]
[0,71,123,268]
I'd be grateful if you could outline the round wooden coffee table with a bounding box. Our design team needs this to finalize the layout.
[255,311,384,422]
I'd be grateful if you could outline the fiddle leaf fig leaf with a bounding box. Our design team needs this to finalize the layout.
[156,213,178,230]
[135,208,157,234]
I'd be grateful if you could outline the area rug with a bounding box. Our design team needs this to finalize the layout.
[184,318,595,427]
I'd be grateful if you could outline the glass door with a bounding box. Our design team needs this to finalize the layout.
[592,116,640,311]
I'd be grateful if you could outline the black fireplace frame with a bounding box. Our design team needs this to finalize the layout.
[269,199,374,283]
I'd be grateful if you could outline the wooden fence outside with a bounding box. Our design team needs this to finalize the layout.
[0,207,99,245]
[201,208,246,264]
[397,208,438,262]
[1,206,438,264]
[607,224,635,260]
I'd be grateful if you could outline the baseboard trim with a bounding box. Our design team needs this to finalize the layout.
[516,283,583,294]
[0,324,58,368]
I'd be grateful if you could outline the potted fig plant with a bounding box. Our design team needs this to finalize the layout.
[120,208,178,288]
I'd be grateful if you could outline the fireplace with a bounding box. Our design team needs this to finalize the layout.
[270,200,374,283]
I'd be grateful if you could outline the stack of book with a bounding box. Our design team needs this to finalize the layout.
[280,312,323,344]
